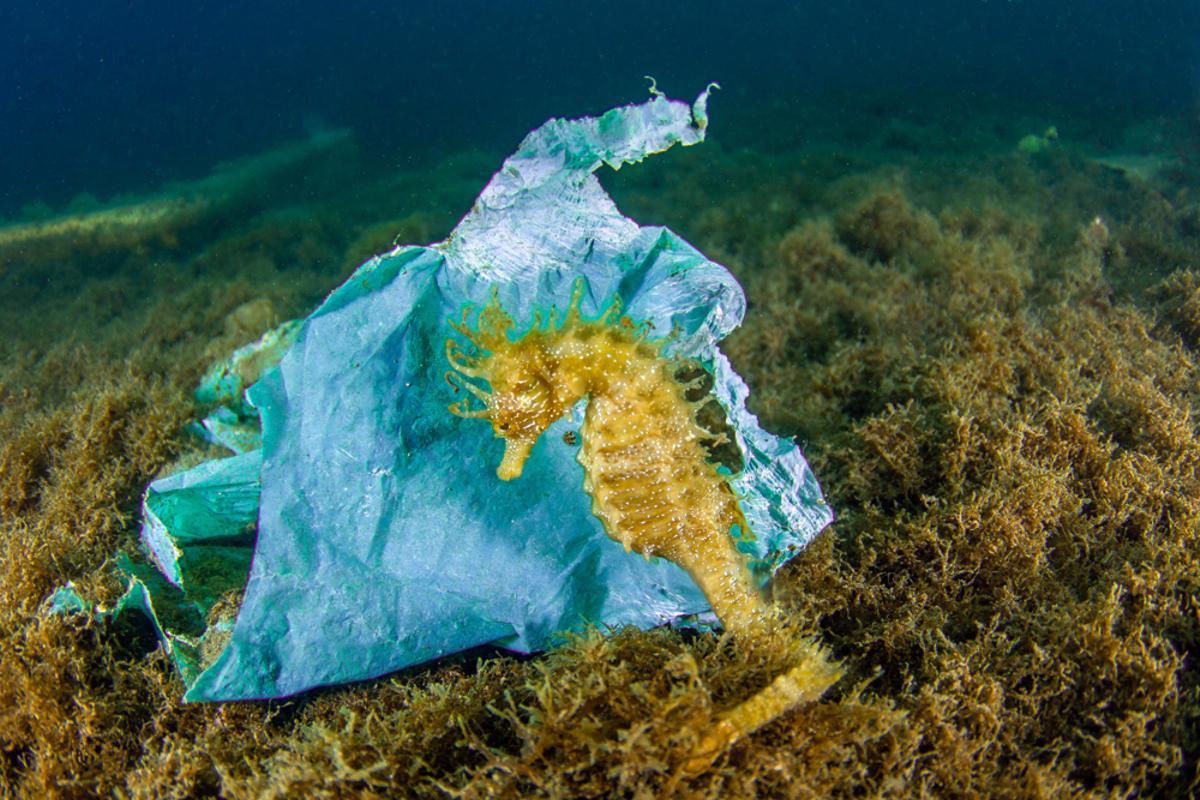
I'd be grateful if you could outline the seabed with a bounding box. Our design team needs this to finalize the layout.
[1,101,1198,797]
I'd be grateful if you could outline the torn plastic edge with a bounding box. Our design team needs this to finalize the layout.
[195,319,302,410]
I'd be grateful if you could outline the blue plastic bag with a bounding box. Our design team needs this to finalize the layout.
[130,86,832,701]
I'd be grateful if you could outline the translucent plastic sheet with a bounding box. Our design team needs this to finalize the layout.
[90,88,833,701]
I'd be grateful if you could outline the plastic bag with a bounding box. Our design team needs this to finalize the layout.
[119,87,832,701]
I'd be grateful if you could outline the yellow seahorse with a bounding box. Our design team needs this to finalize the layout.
[445,282,841,770]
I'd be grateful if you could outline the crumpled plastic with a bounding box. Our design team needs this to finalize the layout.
[190,320,302,453]
[108,87,833,701]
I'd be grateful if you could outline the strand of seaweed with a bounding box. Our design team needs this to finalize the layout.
[445,281,842,770]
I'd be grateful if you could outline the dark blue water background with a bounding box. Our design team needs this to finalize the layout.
[1,0,1196,217]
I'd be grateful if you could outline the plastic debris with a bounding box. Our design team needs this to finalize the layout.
[190,406,262,454]
[187,320,301,454]
[195,319,302,412]
[139,450,260,593]
[60,87,833,701]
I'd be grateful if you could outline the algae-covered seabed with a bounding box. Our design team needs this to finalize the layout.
[1,102,1199,798]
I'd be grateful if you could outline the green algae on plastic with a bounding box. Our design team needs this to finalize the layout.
[131,87,833,701]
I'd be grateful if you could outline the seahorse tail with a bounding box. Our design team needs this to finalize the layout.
[684,638,842,773]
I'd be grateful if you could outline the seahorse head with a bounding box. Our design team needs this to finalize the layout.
[445,290,584,480]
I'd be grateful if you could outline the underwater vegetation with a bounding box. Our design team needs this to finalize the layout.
[1,100,1199,797]
[0,131,358,277]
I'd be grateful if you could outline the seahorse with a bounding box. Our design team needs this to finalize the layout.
[445,282,841,771]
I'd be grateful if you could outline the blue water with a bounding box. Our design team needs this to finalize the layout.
[0,0,1196,217]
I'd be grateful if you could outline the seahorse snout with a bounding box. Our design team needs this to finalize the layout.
[497,438,534,480]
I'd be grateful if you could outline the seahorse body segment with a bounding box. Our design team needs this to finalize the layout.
[445,284,841,770]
